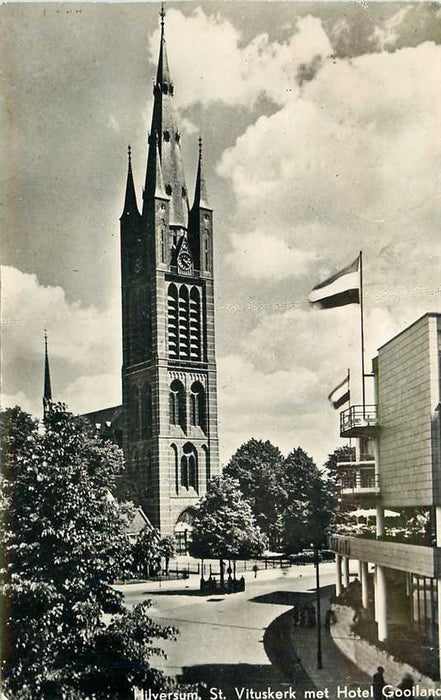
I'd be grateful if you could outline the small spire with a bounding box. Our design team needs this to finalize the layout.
[160,3,165,33]
[121,144,140,219]
[43,330,52,418]
[192,136,210,210]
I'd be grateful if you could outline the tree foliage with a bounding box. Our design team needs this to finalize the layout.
[224,439,335,553]
[1,404,177,700]
[224,439,284,548]
[189,476,268,575]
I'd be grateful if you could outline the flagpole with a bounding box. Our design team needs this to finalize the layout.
[359,251,366,419]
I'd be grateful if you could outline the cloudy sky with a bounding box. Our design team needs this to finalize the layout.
[1,1,441,468]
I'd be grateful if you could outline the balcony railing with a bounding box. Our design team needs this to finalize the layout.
[340,405,378,437]
[336,453,375,466]
[340,467,379,495]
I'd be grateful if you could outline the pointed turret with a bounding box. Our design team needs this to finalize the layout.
[43,330,52,418]
[143,5,188,226]
[192,138,211,211]
[121,146,140,220]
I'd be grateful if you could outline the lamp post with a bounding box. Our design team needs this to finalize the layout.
[314,543,323,669]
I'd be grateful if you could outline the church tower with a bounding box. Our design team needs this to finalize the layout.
[119,8,219,542]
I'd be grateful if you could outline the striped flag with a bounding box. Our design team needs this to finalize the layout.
[309,255,360,309]
[328,372,350,409]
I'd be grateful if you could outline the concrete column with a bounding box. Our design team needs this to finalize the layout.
[435,507,441,679]
[361,561,369,609]
[376,565,388,641]
[437,580,441,682]
[335,554,342,597]
[358,560,363,581]
[373,567,378,621]
[376,503,384,538]
[343,555,350,588]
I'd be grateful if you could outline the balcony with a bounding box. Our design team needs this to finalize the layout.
[340,405,378,438]
[340,466,379,496]
[329,534,441,578]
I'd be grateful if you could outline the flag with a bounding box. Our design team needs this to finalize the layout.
[309,255,360,309]
[328,373,350,409]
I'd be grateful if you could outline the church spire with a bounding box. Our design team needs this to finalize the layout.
[121,145,140,219]
[143,3,188,226]
[192,137,211,211]
[43,330,52,418]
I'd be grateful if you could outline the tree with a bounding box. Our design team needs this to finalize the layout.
[280,448,334,552]
[224,439,284,549]
[158,536,175,576]
[132,527,161,578]
[1,404,177,700]
[189,476,268,586]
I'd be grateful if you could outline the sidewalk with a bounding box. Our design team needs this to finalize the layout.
[288,593,372,698]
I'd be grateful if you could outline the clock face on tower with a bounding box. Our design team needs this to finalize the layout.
[178,251,192,271]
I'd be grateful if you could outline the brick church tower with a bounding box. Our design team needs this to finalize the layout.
[119,8,219,542]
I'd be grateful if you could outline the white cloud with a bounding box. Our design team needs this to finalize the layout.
[150,10,333,110]
[226,232,316,281]
[217,42,441,292]
[1,266,121,417]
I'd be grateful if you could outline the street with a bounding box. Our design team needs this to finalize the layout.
[119,563,343,695]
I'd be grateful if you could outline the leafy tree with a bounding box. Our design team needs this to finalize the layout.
[189,476,268,586]
[224,439,284,548]
[158,536,175,576]
[132,527,161,578]
[281,448,334,552]
[1,404,177,700]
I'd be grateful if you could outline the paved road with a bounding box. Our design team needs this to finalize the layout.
[120,564,340,695]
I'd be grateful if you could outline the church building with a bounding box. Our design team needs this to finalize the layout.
[85,8,220,545]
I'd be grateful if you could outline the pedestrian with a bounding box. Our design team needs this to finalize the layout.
[397,674,414,694]
[293,604,300,626]
[253,564,258,578]
[372,666,385,700]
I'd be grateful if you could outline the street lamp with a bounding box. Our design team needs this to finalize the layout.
[313,543,323,670]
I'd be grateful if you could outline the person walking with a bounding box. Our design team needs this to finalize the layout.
[372,666,385,700]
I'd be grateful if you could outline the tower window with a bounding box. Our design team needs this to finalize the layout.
[144,450,152,495]
[141,383,152,439]
[182,186,186,198]
[175,132,180,143]
[190,381,205,432]
[170,379,186,430]
[178,286,190,360]
[165,184,172,196]
[163,130,170,142]
[204,231,210,271]
[181,443,197,490]
[189,287,201,361]
[160,227,166,263]
[167,284,179,358]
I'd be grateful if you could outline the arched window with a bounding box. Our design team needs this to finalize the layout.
[202,445,210,484]
[204,230,210,271]
[133,450,139,478]
[141,383,152,439]
[178,286,190,359]
[169,380,185,430]
[181,443,197,491]
[130,386,140,440]
[189,287,201,361]
[144,450,152,495]
[171,444,179,494]
[190,381,205,432]
[167,284,179,359]
[159,225,166,264]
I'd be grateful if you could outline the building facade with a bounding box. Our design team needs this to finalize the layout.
[330,313,441,677]
[119,11,220,541]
